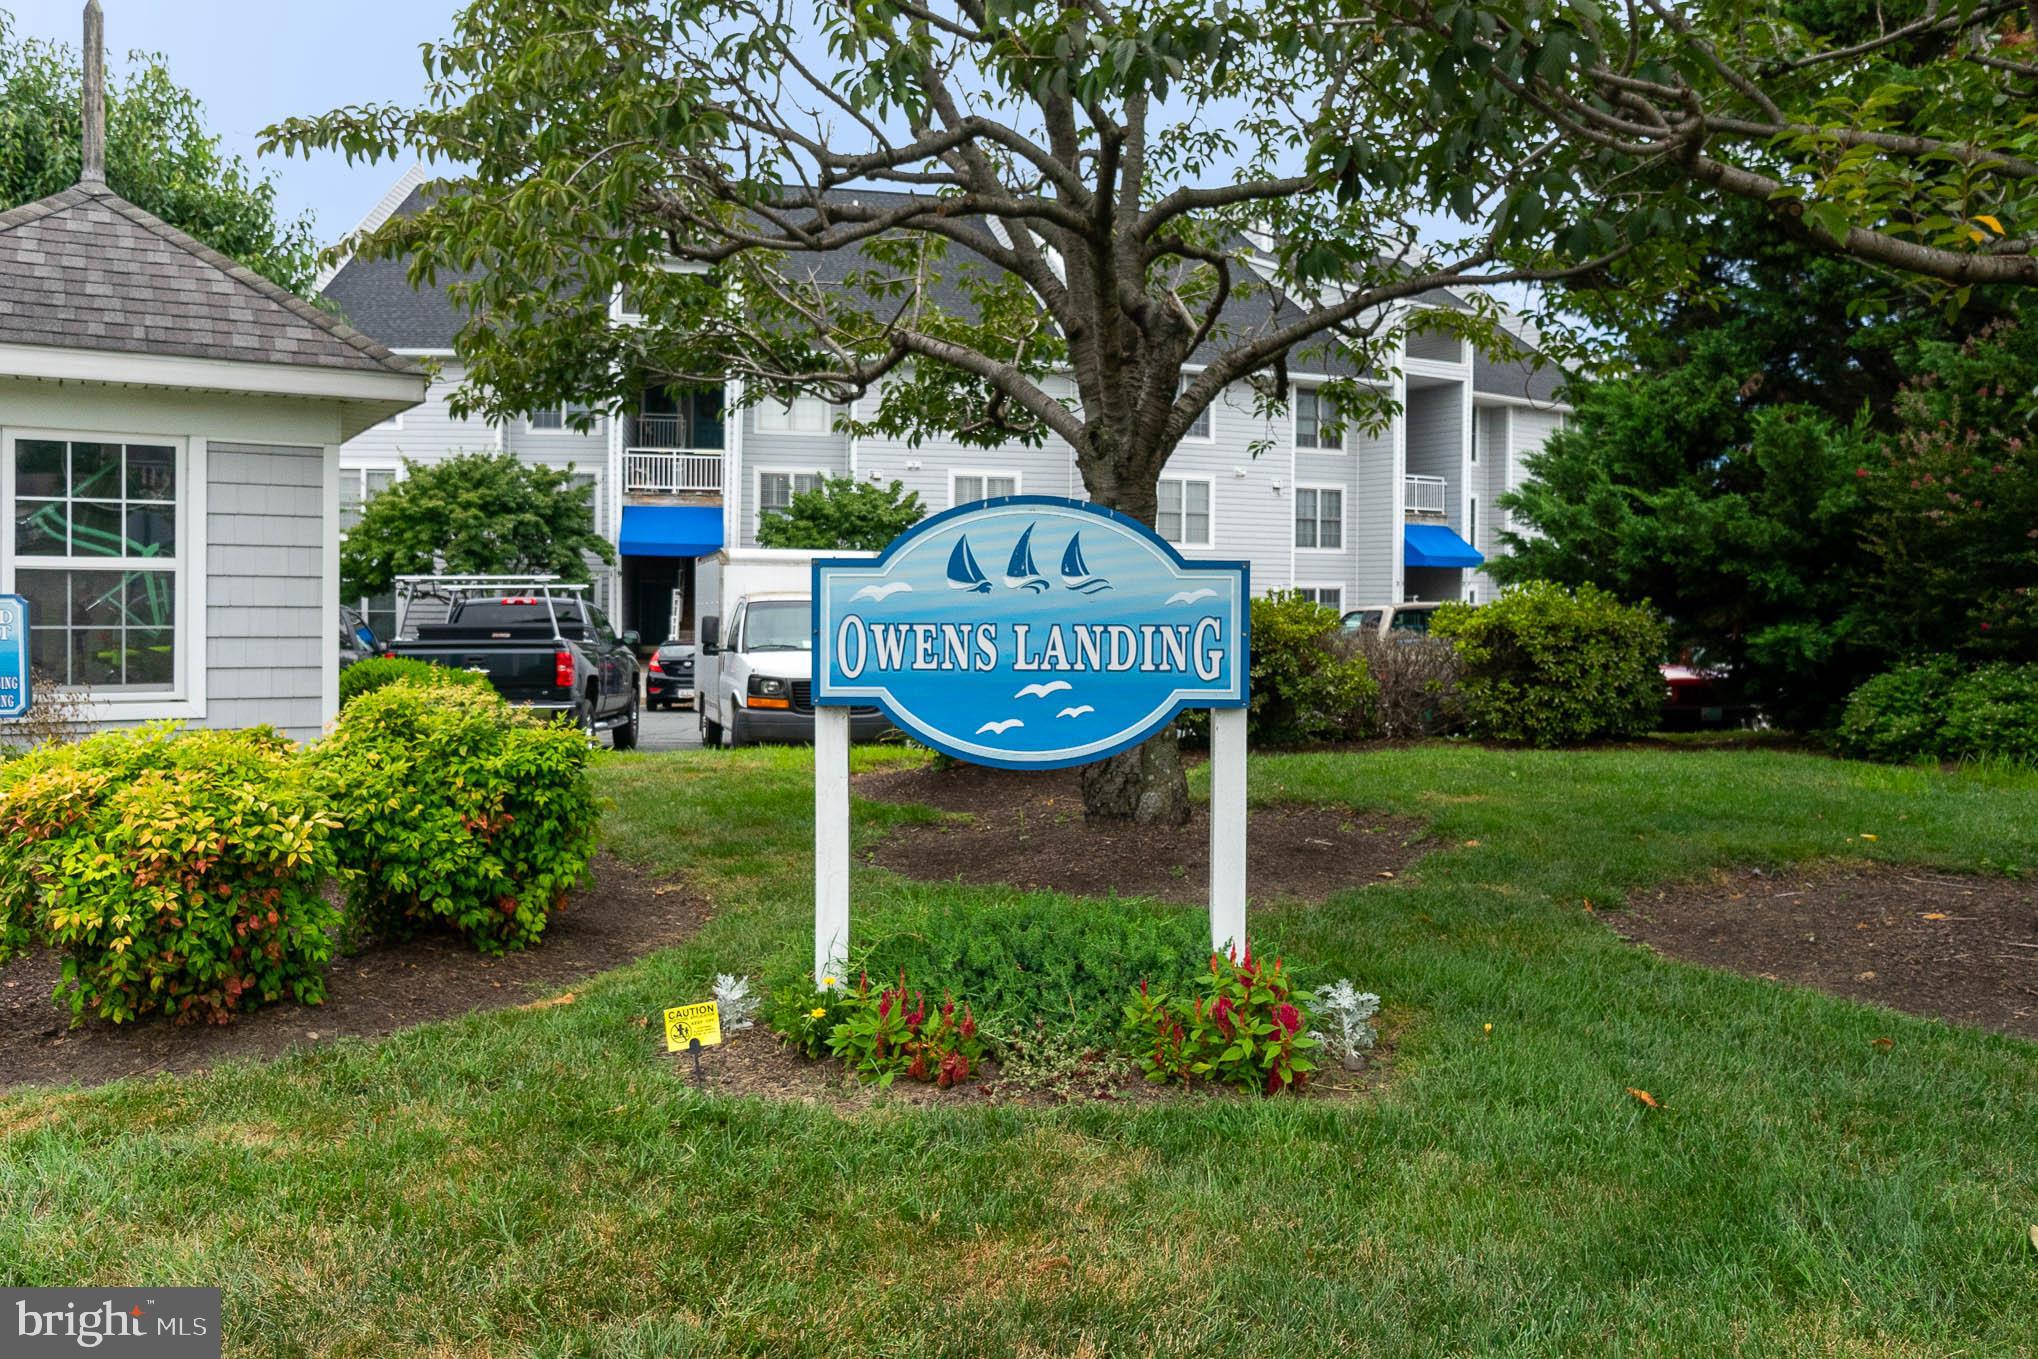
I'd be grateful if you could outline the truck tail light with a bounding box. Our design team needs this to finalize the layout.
[554,649,574,689]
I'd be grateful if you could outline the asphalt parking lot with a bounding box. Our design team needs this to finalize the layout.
[637,704,704,752]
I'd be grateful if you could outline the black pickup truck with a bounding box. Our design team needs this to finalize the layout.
[387,596,643,749]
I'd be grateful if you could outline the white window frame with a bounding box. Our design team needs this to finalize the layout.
[1294,584,1345,610]
[755,395,836,437]
[339,461,404,539]
[525,403,604,434]
[1294,483,1346,552]
[1155,475,1215,548]
[1,427,207,721]
[755,467,828,534]
[1292,388,1347,452]
[1179,375,1215,442]
[948,469,1022,507]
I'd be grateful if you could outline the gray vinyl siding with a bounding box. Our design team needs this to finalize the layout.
[1350,425,1398,605]
[345,366,498,463]
[739,399,852,544]
[205,443,328,740]
[1403,384,1464,527]
[1157,384,1286,595]
[1404,325,1466,364]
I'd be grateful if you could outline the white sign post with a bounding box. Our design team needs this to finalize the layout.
[809,496,1251,988]
[814,705,852,984]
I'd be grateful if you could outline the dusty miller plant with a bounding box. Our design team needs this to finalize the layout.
[1313,980,1381,1071]
[713,974,759,1031]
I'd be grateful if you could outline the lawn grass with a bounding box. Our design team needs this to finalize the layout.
[3,743,2035,1356]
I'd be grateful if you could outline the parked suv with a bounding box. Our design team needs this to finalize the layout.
[1341,601,1446,639]
[647,641,696,711]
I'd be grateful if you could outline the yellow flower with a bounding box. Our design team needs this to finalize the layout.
[822,976,837,987]
[1482,1023,1493,1034]
[809,1007,828,1020]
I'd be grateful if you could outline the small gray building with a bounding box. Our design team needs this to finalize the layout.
[0,33,425,740]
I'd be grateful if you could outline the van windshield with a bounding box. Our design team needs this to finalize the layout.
[743,600,811,652]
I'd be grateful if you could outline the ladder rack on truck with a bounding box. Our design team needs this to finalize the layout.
[391,575,588,642]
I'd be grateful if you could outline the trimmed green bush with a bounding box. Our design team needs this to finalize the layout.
[1432,582,1667,746]
[339,656,495,710]
[1244,591,1378,744]
[1839,661,2038,764]
[0,724,340,1024]
[1834,661,1960,762]
[310,683,599,953]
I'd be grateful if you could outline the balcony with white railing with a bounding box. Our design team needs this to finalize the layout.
[625,413,724,495]
[1405,474,1449,517]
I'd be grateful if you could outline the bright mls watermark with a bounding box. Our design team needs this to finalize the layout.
[4,1289,219,1357]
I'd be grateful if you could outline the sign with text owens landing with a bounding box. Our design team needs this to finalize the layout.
[813,497,1249,769]
[0,595,29,719]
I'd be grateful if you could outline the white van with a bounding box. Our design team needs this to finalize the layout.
[693,549,890,747]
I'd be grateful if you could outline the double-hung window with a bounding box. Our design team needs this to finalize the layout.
[1295,486,1344,550]
[756,395,835,435]
[951,471,1019,506]
[1156,478,1212,547]
[1295,390,1345,451]
[4,433,186,695]
[758,470,824,530]
[1179,376,1213,440]
[527,402,602,432]
[1294,585,1344,609]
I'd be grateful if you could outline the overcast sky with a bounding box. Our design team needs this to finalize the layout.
[5,0,460,243]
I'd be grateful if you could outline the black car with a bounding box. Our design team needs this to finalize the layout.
[647,641,696,711]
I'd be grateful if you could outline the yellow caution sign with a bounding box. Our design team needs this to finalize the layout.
[663,1001,723,1052]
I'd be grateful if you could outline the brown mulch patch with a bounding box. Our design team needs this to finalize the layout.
[856,763,1428,903]
[661,1022,1395,1109]
[0,852,712,1092]
[1612,864,2038,1041]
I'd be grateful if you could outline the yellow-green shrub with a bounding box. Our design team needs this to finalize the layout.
[0,724,340,1025]
[309,682,598,953]
[1433,582,1667,745]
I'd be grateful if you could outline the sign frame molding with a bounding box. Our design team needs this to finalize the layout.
[807,496,1253,985]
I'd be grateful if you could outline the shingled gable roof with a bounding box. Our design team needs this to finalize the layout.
[0,181,418,377]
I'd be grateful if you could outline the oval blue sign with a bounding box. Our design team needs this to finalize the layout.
[812,497,1249,769]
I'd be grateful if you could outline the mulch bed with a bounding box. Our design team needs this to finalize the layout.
[0,853,712,1093]
[857,762,1429,903]
[1613,864,2038,1041]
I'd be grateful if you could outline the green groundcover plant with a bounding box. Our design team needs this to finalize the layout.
[338,656,495,710]
[309,682,599,953]
[0,724,340,1024]
[1433,582,1667,746]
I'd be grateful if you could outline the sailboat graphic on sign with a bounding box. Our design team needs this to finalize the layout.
[1002,524,1052,592]
[947,535,992,592]
[1059,533,1112,594]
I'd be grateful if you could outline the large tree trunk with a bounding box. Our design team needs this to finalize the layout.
[1080,730,1191,826]
[1076,423,1192,825]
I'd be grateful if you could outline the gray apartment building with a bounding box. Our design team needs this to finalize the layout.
[322,168,1568,645]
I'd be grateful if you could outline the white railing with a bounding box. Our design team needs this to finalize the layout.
[624,451,724,494]
[1405,474,1448,516]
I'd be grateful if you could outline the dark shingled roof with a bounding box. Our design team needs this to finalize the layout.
[321,187,477,350]
[318,180,1559,400]
[1473,346,1567,403]
[0,183,414,375]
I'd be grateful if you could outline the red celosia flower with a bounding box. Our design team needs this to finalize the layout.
[1212,996,1235,1038]
[1275,1002,1303,1036]
[878,993,892,1019]
[907,1051,928,1081]
[960,1009,976,1040]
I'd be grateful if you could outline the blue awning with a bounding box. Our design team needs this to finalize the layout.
[619,505,724,558]
[1404,523,1485,569]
